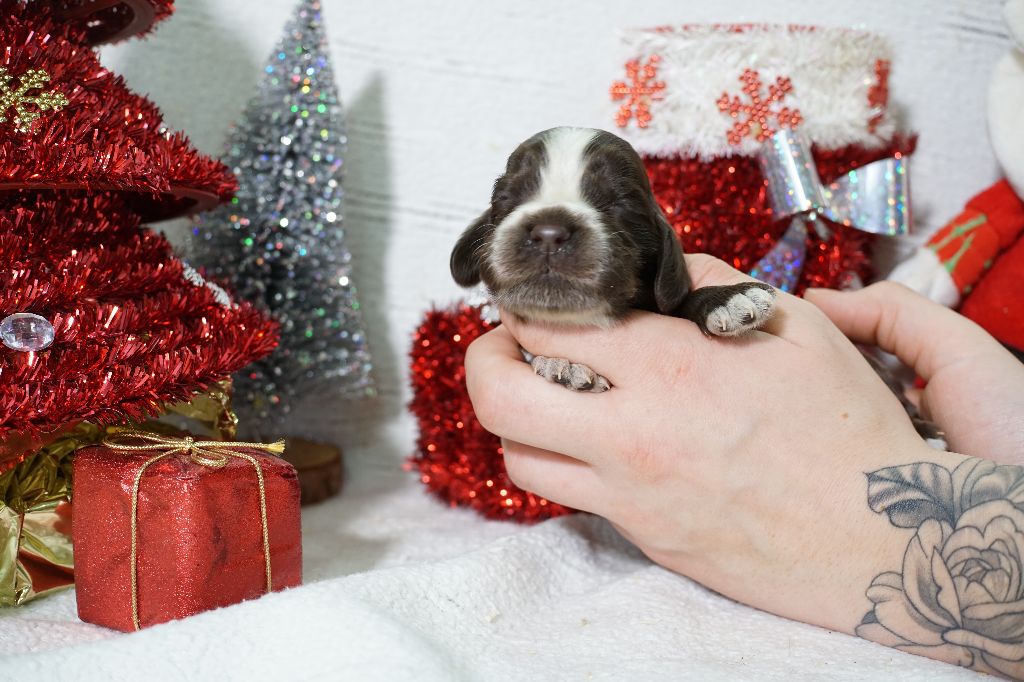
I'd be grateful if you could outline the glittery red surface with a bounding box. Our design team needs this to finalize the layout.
[867,59,891,134]
[0,2,235,220]
[646,136,916,293]
[0,192,279,471]
[73,441,302,631]
[50,0,176,45]
[408,305,573,523]
[960,235,1024,352]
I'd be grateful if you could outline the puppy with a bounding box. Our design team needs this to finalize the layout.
[449,126,775,392]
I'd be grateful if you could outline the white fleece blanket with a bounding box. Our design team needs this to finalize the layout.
[0,467,979,681]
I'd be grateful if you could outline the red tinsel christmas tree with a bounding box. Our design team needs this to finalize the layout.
[0,2,277,472]
[0,193,277,440]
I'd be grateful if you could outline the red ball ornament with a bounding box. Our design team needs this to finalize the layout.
[408,304,573,523]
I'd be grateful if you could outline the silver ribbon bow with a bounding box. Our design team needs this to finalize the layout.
[749,130,911,292]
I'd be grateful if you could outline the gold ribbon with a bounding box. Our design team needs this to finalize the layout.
[102,430,286,631]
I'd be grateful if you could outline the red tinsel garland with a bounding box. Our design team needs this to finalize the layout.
[0,192,278,470]
[0,2,235,219]
[408,304,573,523]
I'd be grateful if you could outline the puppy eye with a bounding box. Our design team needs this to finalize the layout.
[588,194,617,210]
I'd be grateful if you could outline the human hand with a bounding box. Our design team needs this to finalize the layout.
[805,283,1024,463]
[464,254,1024,677]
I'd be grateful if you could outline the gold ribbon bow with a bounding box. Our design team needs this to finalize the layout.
[102,430,286,631]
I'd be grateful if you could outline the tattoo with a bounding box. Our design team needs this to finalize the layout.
[857,458,1024,678]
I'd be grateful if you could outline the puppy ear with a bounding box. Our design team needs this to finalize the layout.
[450,210,493,287]
[652,215,692,315]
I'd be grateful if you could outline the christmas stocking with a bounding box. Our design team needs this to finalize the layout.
[610,24,913,293]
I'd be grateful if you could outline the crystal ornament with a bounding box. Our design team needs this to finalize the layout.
[1,313,55,351]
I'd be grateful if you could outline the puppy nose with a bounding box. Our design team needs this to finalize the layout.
[529,224,570,252]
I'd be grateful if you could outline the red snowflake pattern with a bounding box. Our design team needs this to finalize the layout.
[867,59,890,134]
[716,68,803,145]
[610,55,666,128]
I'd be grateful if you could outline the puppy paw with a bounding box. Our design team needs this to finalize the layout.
[530,355,610,392]
[683,283,776,337]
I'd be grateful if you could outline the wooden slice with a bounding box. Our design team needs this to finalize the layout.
[282,438,344,506]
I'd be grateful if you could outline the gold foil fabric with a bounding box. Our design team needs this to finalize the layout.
[0,423,99,606]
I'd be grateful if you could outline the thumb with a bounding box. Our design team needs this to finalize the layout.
[804,281,1009,381]
[682,252,759,288]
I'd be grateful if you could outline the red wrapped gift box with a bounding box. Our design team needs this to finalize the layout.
[73,433,302,631]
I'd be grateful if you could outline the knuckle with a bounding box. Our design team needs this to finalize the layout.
[619,433,667,484]
[500,441,528,487]
[865,280,912,300]
[463,333,490,373]
[795,297,833,326]
[685,253,748,286]
[470,388,501,434]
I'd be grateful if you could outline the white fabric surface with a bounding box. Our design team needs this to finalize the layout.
[0,0,1014,678]
[0,470,981,681]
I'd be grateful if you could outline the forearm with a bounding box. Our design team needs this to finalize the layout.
[689,447,1024,678]
[852,449,1023,678]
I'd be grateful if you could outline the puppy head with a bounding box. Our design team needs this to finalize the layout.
[450,127,688,326]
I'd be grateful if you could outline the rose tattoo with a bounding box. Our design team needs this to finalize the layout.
[859,459,1024,678]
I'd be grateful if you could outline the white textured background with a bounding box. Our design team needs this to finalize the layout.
[98,0,1012,477]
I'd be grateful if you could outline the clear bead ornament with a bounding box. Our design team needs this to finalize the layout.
[0,313,55,351]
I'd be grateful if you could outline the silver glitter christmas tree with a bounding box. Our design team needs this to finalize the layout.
[188,0,373,436]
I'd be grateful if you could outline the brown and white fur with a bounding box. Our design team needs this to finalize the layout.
[450,126,776,392]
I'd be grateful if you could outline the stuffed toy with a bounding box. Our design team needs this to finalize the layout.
[889,0,1024,353]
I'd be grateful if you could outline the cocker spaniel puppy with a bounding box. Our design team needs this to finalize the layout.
[450,126,776,391]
